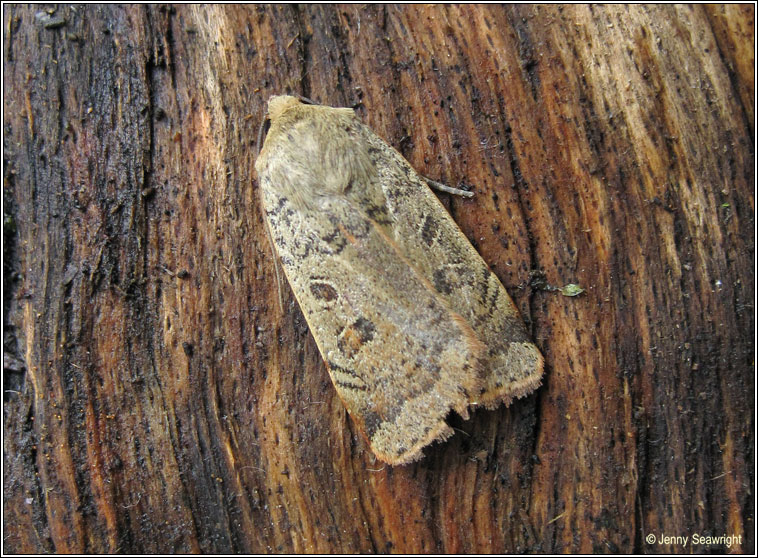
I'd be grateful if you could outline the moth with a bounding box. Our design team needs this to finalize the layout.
[255,95,543,465]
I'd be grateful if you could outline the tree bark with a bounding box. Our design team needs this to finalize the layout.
[3,4,753,553]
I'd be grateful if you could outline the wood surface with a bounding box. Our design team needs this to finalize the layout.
[3,4,753,553]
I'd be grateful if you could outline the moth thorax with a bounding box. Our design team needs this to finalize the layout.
[267,95,301,122]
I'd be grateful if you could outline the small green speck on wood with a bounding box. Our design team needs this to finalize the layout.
[559,284,585,297]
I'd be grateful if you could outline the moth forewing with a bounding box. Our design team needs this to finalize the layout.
[356,124,544,407]
[255,95,543,465]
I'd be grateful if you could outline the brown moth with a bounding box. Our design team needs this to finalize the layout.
[255,95,543,465]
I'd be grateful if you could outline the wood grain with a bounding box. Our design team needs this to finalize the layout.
[3,4,753,553]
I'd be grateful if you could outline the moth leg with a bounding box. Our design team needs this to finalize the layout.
[263,219,286,313]
[297,94,318,105]
[423,177,474,198]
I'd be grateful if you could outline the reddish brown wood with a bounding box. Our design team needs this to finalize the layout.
[3,4,753,553]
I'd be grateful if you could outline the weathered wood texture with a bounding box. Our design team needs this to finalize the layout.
[3,4,753,554]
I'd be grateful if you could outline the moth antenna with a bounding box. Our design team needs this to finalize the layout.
[256,115,284,312]
[424,176,474,198]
